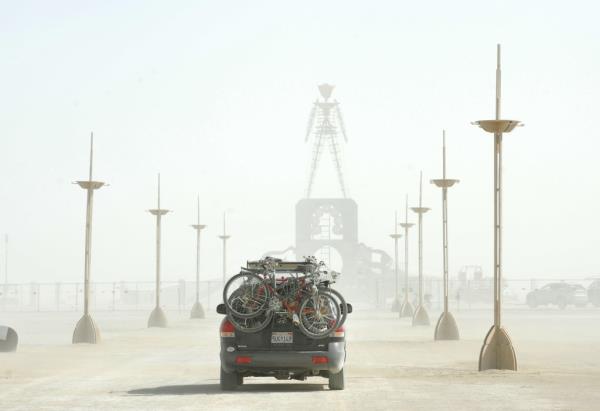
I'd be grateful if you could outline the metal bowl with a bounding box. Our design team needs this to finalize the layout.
[431,178,459,188]
[473,120,522,133]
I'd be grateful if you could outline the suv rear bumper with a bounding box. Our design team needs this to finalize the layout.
[221,341,346,374]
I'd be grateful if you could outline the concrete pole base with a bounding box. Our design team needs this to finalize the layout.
[0,325,18,352]
[434,311,460,340]
[478,325,517,371]
[148,306,168,328]
[412,304,430,326]
[190,302,205,319]
[72,314,101,344]
[399,300,414,318]
[391,296,401,312]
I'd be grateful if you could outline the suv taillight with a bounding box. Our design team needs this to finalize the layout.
[334,326,345,338]
[312,356,329,364]
[220,319,235,338]
[235,356,252,364]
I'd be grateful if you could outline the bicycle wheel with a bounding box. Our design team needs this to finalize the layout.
[228,309,273,333]
[318,287,348,329]
[298,292,340,339]
[223,272,269,319]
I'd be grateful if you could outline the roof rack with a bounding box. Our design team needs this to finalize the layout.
[245,257,319,273]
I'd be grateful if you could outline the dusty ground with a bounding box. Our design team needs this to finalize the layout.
[1,307,599,411]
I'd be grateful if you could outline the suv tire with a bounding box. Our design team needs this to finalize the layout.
[329,368,345,390]
[220,366,239,391]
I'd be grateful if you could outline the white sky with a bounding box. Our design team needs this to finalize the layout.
[1,0,599,284]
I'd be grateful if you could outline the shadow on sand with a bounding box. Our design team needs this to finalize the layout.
[127,383,326,396]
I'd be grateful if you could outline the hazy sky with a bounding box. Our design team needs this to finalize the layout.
[1,1,599,284]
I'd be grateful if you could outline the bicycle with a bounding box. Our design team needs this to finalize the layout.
[223,257,342,338]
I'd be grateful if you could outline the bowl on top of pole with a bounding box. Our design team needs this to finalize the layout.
[147,174,170,328]
[72,132,106,344]
[190,196,207,319]
[390,211,403,312]
[411,171,431,326]
[399,195,415,318]
[431,130,460,340]
[472,44,522,371]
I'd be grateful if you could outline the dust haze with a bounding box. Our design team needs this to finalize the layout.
[1,1,600,410]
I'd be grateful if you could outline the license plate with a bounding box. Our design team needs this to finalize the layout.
[271,332,293,344]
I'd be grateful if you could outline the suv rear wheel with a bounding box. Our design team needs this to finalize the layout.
[220,367,241,390]
[328,368,345,390]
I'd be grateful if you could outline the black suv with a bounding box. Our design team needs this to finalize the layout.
[217,301,351,390]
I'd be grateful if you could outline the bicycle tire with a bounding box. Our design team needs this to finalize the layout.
[228,309,273,333]
[298,292,340,339]
[318,287,348,329]
[223,272,269,319]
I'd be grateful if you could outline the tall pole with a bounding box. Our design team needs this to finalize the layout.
[399,195,415,318]
[431,130,460,340]
[148,174,170,328]
[411,172,430,326]
[218,212,231,287]
[473,44,521,371]
[3,234,6,286]
[494,44,501,330]
[155,180,161,309]
[190,196,207,319]
[195,198,201,304]
[418,181,422,305]
[72,132,105,344]
[0,232,17,352]
[84,137,93,317]
[3,235,7,307]
[390,211,402,312]
[442,132,450,314]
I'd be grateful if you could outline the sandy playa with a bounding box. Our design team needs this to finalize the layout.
[1,307,599,411]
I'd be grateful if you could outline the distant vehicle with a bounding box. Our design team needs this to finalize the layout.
[218,258,352,390]
[526,282,588,309]
[587,280,600,307]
